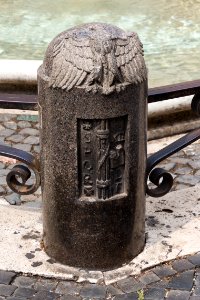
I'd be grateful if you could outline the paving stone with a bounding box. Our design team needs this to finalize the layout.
[153,265,177,278]
[160,162,176,171]
[13,276,36,287]
[17,115,38,122]
[174,184,189,191]
[116,277,144,293]
[148,278,169,288]
[0,163,5,169]
[175,175,200,186]
[17,121,32,128]
[0,137,5,145]
[113,292,138,300]
[33,145,40,153]
[193,275,200,295]
[170,157,191,164]
[55,281,81,295]
[175,167,192,175]
[5,194,21,205]
[13,287,36,298]
[0,284,17,296]
[7,298,27,300]
[0,129,15,137]
[0,169,9,176]
[0,114,14,122]
[190,297,200,300]
[23,136,39,145]
[34,186,41,195]
[188,161,200,170]
[20,194,38,202]
[14,143,32,152]
[34,278,58,292]
[0,270,16,284]
[19,128,39,136]
[80,284,106,298]
[166,290,190,300]
[0,186,6,195]
[0,177,7,185]
[172,259,195,272]
[6,135,25,143]
[188,254,200,267]
[33,290,60,300]
[167,270,194,291]
[34,123,40,129]
[195,170,200,176]
[139,272,160,285]
[59,295,81,300]
[144,287,165,299]
[4,122,17,130]
[107,285,123,296]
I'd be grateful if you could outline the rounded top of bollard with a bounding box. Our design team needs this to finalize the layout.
[42,22,147,95]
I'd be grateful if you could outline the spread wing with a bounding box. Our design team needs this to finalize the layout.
[115,33,147,84]
[49,37,94,90]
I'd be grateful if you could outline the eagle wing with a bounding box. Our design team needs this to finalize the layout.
[49,37,94,90]
[115,33,147,84]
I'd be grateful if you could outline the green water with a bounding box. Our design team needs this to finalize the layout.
[1,0,200,87]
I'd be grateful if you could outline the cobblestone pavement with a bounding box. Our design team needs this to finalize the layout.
[0,252,200,299]
[1,111,200,299]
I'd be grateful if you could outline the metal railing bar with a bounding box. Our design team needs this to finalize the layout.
[0,79,200,110]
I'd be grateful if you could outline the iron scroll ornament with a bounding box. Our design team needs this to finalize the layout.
[0,144,40,195]
[146,93,200,197]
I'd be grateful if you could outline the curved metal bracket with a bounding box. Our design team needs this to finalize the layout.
[146,93,200,197]
[0,144,40,195]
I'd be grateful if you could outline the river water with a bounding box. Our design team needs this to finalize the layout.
[0,0,200,87]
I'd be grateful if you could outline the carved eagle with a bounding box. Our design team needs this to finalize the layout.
[48,23,147,95]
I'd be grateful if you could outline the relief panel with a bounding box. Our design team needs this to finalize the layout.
[78,116,127,200]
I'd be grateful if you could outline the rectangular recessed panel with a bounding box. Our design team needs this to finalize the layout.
[78,116,127,200]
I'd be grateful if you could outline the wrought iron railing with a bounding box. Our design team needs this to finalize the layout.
[0,79,200,197]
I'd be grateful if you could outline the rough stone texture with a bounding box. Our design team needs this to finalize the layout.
[0,129,15,137]
[19,128,39,136]
[13,287,36,298]
[33,290,60,300]
[139,272,160,285]
[6,134,25,143]
[167,270,194,291]
[165,290,190,300]
[4,122,17,130]
[116,277,144,293]
[13,276,36,288]
[56,281,81,295]
[153,265,177,278]
[0,271,16,285]
[17,121,31,128]
[188,254,200,266]
[0,284,17,296]
[144,287,166,299]
[23,136,39,145]
[38,23,148,269]
[79,284,106,298]
[172,259,195,272]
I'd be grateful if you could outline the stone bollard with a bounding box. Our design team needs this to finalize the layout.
[37,23,147,269]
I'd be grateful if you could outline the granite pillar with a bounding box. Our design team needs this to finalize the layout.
[38,22,147,269]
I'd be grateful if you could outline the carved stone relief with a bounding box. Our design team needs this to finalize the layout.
[48,23,147,95]
[78,116,127,200]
